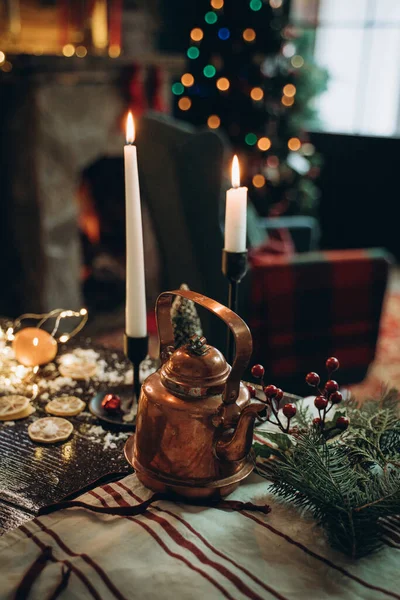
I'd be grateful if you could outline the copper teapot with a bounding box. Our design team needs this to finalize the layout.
[126,290,264,500]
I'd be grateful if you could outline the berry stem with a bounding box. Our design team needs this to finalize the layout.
[269,401,285,431]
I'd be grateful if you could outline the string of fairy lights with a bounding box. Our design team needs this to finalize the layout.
[172,0,310,192]
[0,308,88,397]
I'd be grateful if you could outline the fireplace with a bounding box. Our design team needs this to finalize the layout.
[0,53,183,323]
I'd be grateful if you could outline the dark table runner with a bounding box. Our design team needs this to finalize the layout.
[0,338,133,535]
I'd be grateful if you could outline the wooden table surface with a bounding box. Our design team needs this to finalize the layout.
[0,339,133,535]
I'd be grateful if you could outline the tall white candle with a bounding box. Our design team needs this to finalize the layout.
[224,155,248,252]
[124,112,147,338]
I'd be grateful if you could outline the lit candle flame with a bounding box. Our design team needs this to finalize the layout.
[231,155,240,188]
[126,112,135,144]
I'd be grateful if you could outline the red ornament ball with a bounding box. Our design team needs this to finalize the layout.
[306,372,320,387]
[314,395,328,410]
[264,384,278,398]
[251,364,265,379]
[336,416,349,431]
[326,357,340,372]
[325,380,339,394]
[282,403,296,419]
[275,388,284,401]
[247,384,257,399]
[313,417,322,426]
[330,391,343,404]
[101,393,121,413]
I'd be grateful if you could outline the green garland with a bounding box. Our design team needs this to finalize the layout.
[254,389,400,558]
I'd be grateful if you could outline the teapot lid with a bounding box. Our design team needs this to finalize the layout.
[160,335,230,399]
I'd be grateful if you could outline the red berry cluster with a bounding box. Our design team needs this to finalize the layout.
[249,364,296,433]
[306,357,349,431]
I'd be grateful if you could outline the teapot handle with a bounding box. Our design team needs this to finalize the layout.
[156,290,253,405]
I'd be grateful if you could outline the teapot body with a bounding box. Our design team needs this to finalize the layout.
[129,290,264,499]
[134,372,251,490]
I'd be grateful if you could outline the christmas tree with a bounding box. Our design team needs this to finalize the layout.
[171,284,203,349]
[172,0,328,217]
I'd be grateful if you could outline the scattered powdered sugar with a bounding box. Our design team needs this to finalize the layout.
[85,424,130,451]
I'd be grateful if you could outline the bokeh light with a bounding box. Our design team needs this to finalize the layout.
[211,0,224,7]
[216,77,230,91]
[190,28,204,42]
[205,11,218,24]
[76,46,87,58]
[181,73,195,87]
[257,137,271,151]
[178,97,192,111]
[282,43,296,58]
[267,156,279,168]
[207,115,221,129]
[108,45,121,58]
[187,46,200,59]
[291,55,304,68]
[288,137,301,151]
[1,61,12,72]
[62,44,75,57]
[218,27,230,40]
[203,64,216,78]
[301,142,315,156]
[243,28,256,42]
[250,87,264,101]
[250,0,263,11]
[172,82,184,95]
[270,0,282,6]
[281,95,294,106]
[245,133,257,146]
[0,51,5,64]
[283,83,296,97]
[253,174,266,188]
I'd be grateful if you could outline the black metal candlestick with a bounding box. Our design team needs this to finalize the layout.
[222,249,248,364]
[124,334,149,402]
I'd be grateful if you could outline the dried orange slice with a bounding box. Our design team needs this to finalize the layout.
[58,361,97,380]
[0,395,30,421]
[28,417,73,444]
[45,396,85,417]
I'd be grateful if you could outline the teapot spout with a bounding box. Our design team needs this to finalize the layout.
[216,403,265,463]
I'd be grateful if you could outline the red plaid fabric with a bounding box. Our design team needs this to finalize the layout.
[249,248,392,393]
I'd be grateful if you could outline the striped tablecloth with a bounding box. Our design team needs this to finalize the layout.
[1,465,399,600]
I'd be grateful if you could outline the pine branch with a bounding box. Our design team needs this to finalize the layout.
[254,389,400,558]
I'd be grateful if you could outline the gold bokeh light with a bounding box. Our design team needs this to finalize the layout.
[283,84,296,97]
[257,137,271,151]
[207,115,221,129]
[62,44,75,57]
[178,97,192,111]
[211,0,224,8]
[109,45,121,58]
[243,28,256,42]
[288,137,301,151]
[216,77,230,91]
[282,95,294,106]
[190,28,204,42]
[253,174,266,188]
[181,73,195,87]
[291,55,304,68]
[250,87,264,101]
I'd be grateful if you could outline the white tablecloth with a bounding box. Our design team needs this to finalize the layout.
[1,467,399,600]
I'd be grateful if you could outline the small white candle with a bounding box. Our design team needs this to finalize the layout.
[124,112,147,338]
[224,155,248,252]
